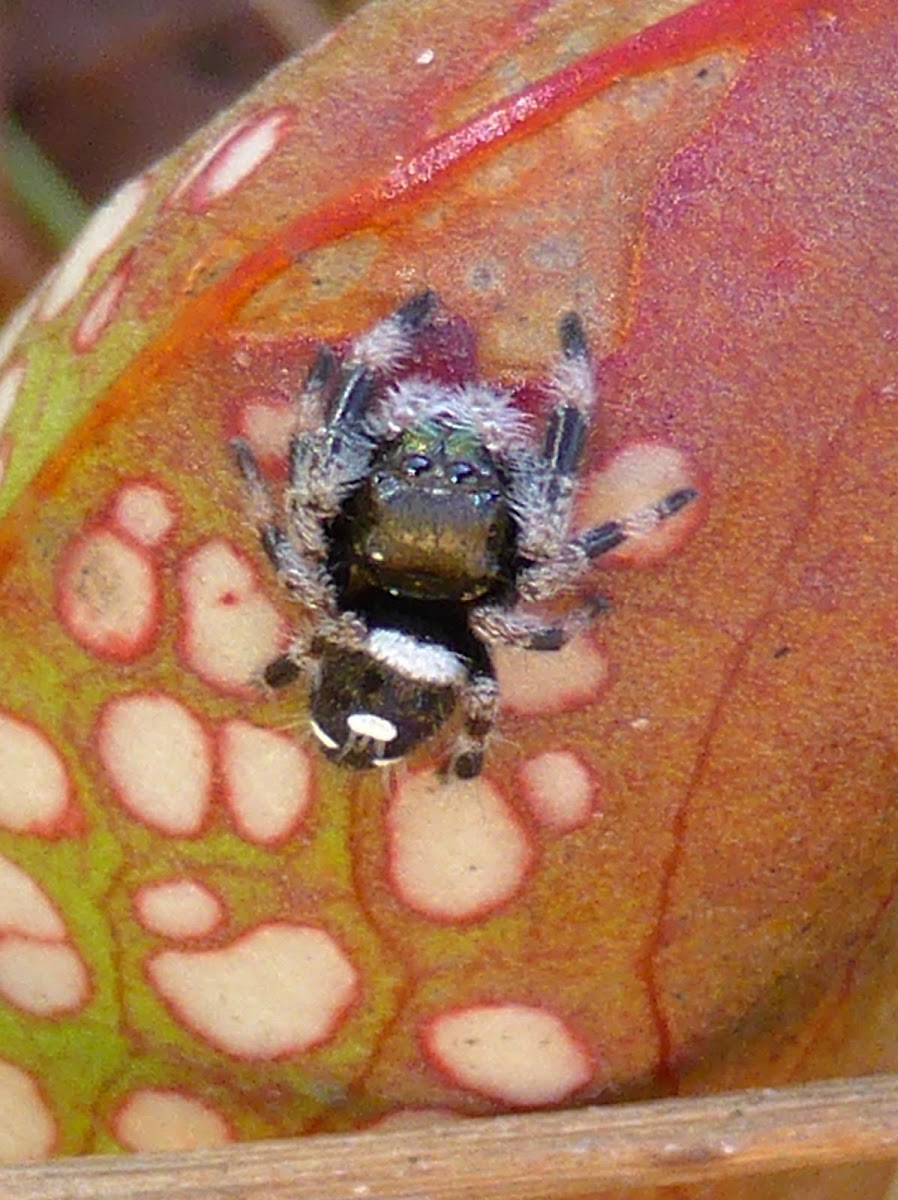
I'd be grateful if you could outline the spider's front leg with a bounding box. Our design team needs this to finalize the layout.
[510,312,599,600]
[285,290,439,547]
[512,311,698,603]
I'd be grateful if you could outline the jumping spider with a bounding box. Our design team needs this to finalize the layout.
[231,291,696,779]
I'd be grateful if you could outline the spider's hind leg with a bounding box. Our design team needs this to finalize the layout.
[444,671,500,781]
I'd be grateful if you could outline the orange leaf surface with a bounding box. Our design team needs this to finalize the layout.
[0,1,897,1196]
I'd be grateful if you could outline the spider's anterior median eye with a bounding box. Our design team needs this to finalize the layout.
[403,453,432,476]
[448,461,476,484]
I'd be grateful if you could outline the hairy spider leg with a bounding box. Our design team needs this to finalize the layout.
[543,312,595,499]
[475,310,698,648]
[466,312,606,649]
[229,437,334,604]
[233,293,441,691]
[469,595,610,653]
[445,672,500,781]
[229,436,367,688]
[516,482,699,610]
[576,486,698,560]
[285,289,439,535]
[513,311,597,563]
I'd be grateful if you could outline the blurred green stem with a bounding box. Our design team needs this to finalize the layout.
[4,117,90,248]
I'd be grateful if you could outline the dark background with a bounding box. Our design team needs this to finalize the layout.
[0,0,362,320]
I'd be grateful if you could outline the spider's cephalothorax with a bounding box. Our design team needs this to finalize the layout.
[231,291,697,779]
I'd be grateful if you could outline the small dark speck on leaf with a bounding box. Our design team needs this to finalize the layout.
[772,645,792,659]
[695,67,709,79]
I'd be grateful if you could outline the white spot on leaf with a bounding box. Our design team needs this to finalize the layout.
[148,923,358,1058]
[98,694,212,836]
[388,771,533,921]
[424,1004,592,1106]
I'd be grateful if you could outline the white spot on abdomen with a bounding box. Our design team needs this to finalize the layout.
[347,712,397,743]
[148,923,358,1058]
[112,1089,231,1151]
[134,880,223,939]
[387,771,533,921]
[97,694,212,836]
[519,751,597,831]
[423,1004,593,1106]
[178,539,285,695]
[56,528,159,661]
[39,175,150,321]
[495,633,609,717]
[0,714,70,834]
[219,720,312,845]
[0,1060,57,1161]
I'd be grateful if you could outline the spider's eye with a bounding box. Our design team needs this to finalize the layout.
[403,453,432,476]
[448,461,476,484]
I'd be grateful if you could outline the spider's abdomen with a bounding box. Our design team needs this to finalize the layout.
[346,424,515,603]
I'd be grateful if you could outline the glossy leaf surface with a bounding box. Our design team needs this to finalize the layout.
[0,1,897,1196]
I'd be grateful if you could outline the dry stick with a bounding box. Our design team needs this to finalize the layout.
[2,1074,898,1200]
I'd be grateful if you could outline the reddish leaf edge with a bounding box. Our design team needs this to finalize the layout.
[0,0,820,575]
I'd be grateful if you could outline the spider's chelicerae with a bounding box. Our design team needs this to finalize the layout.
[231,291,696,779]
